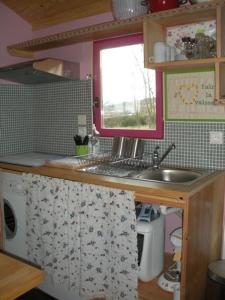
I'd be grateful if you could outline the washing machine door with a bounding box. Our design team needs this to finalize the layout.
[4,199,17,239]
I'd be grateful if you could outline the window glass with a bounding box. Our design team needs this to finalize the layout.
[93,34,163,138]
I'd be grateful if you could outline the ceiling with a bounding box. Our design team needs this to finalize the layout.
[1,0,112,30]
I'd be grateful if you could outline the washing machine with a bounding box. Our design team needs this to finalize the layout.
[1,171,28,260]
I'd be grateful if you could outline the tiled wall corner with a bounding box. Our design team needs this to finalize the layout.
[0,80,93,156]
[33,80,93,155]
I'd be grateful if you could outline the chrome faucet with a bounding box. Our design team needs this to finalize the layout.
[152,143,176,169]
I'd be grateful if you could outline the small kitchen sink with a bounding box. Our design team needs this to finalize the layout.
[133,167,202,184]
[79,157,213,185]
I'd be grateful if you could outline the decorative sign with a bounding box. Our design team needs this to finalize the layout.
[165,68,225,121]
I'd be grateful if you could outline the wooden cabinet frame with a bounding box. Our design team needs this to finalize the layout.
[136,173,225,300]
[143,1,225,101]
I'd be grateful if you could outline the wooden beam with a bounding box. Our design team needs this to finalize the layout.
[1,0,112,30]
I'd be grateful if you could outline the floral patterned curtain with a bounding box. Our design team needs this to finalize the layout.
[23,173,138,300]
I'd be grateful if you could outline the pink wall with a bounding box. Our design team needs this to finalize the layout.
[165,213,182,252]
[0,2,32,83]
[33,13,113,79]
[0,2,32,67]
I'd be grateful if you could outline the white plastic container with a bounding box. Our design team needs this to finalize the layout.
[137,214,165,282]
[153,42,166,62]
[112,0,148,20]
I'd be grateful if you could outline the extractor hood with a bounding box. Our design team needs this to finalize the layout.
[0,58,80,84]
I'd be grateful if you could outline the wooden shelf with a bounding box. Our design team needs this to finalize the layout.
[147,57,219,71]
[7,16,144,58]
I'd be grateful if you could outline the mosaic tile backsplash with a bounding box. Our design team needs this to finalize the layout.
[33,80,92,155]
[1,81,225,170]
[100,122,225,170]
[0,85,34,156]
[0,80,92,156]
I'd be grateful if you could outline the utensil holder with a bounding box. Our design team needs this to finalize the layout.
[75,145,88,156]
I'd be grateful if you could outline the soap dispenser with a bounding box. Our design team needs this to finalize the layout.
[88,124,100,154]
[93,124,100,154]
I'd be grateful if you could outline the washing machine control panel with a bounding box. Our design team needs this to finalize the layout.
[2,173,24,195]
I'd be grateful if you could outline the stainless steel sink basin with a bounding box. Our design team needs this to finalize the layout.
[133,167,202,183]
[80,158,212,185]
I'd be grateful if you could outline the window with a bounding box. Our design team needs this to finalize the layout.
[93,33,163,138]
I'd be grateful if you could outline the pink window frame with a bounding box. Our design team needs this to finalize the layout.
[93,33,164,139]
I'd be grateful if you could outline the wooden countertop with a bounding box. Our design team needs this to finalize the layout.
[0,252,44,300]
[0,162,224,208]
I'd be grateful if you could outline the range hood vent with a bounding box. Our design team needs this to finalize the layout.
[0,58,80,84]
